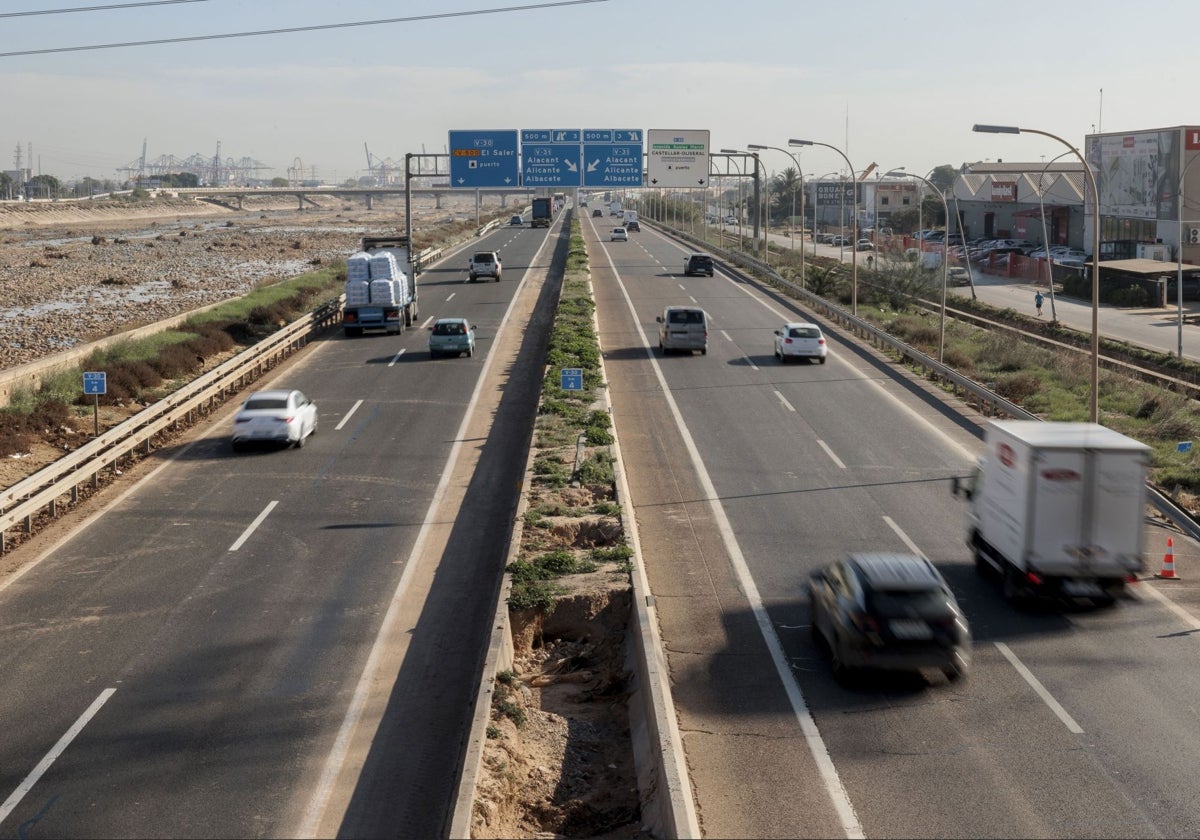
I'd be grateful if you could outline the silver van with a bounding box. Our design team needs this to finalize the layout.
[656,306,708,355]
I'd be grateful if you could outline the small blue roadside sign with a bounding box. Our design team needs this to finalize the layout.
[448,129,520,188]
[1178,441,1193,453]
[83,371,106,395]
[561,368,584,391]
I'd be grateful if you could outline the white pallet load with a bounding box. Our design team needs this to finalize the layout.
[369,277,399,306]
[347,251,372,282]
[344,278,370,306]
[368,251,400,280]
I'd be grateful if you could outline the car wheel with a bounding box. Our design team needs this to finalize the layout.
[818,357,827,365]
[430,350,439,359]
[294,432,305,449]
[467,345,474,358]
[830,640,852,685]
[701,347,707,356]
[943,666,965,683]
[232,440,244,453]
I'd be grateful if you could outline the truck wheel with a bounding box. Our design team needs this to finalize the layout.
[346,327,363,338]
[942,666,965,683]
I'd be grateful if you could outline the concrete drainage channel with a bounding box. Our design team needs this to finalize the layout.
[451,219,700,835]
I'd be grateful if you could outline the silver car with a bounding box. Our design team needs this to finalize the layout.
[428,317,476,358]
[231,388,318,451]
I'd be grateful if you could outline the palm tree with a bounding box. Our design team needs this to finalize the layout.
[770,167,803,225]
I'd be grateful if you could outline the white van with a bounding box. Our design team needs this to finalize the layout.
[656,306,709,355]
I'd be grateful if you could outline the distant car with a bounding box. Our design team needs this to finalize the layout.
[468,250,502,282]
[610,209,622,216]
[725,216,737,225]
[808,552,971,684]
[774,322,827,363]
[509,215,523,226]
[683,253,714,276]
[610,227,628,242]
[856,239,875,251]
[947,266,971,285]
[592,208,603,217]
[625,219,641,232]
[428,317,476,358]
[231,388,317,451]
[830,235,852,246]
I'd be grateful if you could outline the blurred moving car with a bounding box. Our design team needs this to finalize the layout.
[808,552,971,683]
[683,253,714,276]
[947,266,971,285]
[610,227,628,242]
[428,317,476,358]
[856,238,875,251]
[231,389,318,451]
[774,322,827,363]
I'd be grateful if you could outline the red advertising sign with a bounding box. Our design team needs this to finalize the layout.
[1187,128,1200,150]
[990,181,1016,202]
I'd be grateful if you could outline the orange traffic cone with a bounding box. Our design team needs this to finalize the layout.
[1156,537,1180,580]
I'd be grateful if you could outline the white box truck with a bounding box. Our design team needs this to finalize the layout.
[953,421,1150,604]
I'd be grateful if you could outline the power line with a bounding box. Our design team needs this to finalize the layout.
[0,0,207,18]
[0,0,608,57]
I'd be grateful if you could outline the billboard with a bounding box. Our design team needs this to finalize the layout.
[1086,129,1179,221]
[815,182,855,206]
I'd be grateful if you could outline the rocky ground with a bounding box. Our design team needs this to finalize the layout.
[0,193,490,369]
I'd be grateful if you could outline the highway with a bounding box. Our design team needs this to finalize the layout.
[0,221,563,837]
[590,215,1200,838]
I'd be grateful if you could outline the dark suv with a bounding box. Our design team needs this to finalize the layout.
[683,253,714,277]
[808,552,971,683]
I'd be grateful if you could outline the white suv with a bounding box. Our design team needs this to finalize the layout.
[468,251,502,282]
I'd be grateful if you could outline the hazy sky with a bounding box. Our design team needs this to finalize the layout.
[2,0,1194,183]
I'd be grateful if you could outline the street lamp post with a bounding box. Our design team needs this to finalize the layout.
[749,143,806,286]
[791,139,859,314]
[1035,150,1074,322]
[723,149,767,263]
[975,123,1100,423]
[887,169,950,362]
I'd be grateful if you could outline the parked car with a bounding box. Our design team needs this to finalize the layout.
[947,266,971,285]
[509,215,524,226]
[610,227,628,242]
[830,235,852,246]
[656,306,708,355]
[856,238,875,251]
[468,251,502,282]
[231,388,318,451]
[808,552,971,684]
[683,253,715,276]
[774,322,827,363]
[428,317,476,358]
[724,215,737,225]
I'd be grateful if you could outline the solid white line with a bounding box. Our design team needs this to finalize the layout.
[228,501,278,552]
[296,216,556,839]
[994,641,1084,734]
[0,688,116,826]
[1136,579,1200,629]
[446,292,456,302]
[387,348,407,369]
[817,439,846,469]
[607,264,864,838]
[775,390,796,413]
[334,400,363,431]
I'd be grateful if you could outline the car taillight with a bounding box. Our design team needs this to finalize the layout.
[850,612,880,633]
[818,338,826,345]
[784,338,793,345]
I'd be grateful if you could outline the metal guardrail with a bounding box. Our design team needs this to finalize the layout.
[660,221,1200,543]
[0,300,340,551]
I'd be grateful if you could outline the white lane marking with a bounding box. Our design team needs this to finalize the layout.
[387,348,407,369]
[335,400,363,431]
[419,316,434,329]
[446,292,456,302]
[0,688,116,825]
[689,295,697,304]
[720,330,732,341]
[994,641,1084,734]
[721,329,760,371]
[817,440,846,469]
[1136,580,1200,629]
[228,501,278,552]
[297,214,557,839]
[883,515,923,554]
[678,283,686,291]
[775,390,796,413]
[607,265,864,839]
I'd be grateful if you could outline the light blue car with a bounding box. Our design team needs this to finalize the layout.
[428,317,476,358]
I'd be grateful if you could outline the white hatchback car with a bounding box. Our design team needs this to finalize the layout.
[610,227,628,242]
[774,322,827,364]
[231,388,317,450]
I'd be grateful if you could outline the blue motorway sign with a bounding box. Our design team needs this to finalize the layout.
[583,142,643,187]
[560,368,584,391]
[448,130,519,188]
[83,371,106,395]
[522,129,581,144]
[522,139,582,188]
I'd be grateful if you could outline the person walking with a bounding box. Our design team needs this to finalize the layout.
[1034,290,1044,317]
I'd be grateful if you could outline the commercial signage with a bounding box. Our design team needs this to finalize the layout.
[448,130,519,188]
[815,182,856,206]
[990,180,1017,202]
[646,129,709,189]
